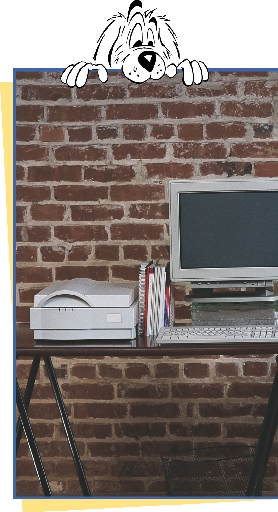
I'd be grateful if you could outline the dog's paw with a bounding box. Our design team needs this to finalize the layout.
[179,59,209,86]
[61,62,108,87]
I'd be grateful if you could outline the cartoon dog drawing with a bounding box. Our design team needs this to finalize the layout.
[61,0,209,87]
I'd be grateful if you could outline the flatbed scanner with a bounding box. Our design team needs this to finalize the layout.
[30,278,139,341]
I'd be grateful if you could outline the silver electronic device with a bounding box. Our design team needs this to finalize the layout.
[30,278,139,341]
[156,325,278,345]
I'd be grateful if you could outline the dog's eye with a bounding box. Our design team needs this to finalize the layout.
[147,28,155,47]
[129,23,143,48]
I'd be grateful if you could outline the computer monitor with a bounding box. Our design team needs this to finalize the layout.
[169,178,278,293]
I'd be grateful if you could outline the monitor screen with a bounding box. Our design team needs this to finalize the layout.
[169,178,278,287]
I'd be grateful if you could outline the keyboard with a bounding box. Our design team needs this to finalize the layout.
[156,325,278,345]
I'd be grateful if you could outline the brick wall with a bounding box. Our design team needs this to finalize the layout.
[16,70,278,496]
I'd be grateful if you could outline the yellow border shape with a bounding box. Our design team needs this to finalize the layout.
[22,498,244,511]
[0,82,13,299]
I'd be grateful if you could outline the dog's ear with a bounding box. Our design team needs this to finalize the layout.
[93,15,124,68]
[156,15,180,66]
[127,0,143,22]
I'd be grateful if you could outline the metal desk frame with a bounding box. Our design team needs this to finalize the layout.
[16,323,278,497]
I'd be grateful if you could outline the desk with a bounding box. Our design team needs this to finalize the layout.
[16,323,278,497]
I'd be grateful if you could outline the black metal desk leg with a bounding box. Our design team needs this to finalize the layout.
[16,378,52,496]
[43,356,91,496]
[16,356,41,454]
[245,359,278,496]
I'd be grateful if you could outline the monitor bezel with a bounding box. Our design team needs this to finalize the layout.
[169,178,278,285]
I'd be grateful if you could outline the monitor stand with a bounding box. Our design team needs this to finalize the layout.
[186,282,278,326]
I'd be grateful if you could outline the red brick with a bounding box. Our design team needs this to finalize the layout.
[17,105,44,122]
[114,422,166,438]
[227,382,271,398]
[125,363,150,379]
[16,226,51,242]
[16,165,25,180]
[47,105,101,122]
[177,123,203,140]
[111,265,140,281]
[87,442,139,458]
[54,225,108,242]
[28,165,82,182]
[206,122,247,139]
[110,223,164,241]
[110,184,164,202]
[106,103,158,120]
[16,246,36,262]
[16,206,26,223]
[254,162,278,177]
[16,71,45,80]
[53,185,108,202]
[151,245,170,261]
[21,85,71,101]
[17,125,36,141]
[151,124,175,139]
[54,145,106,162]
[130,402,180,418]
[161,101,215,119]
[174,303,191,320]
[122,124,146,140]
[243,361,268,377]
[16,267,52,283]
[55,266,109,282]
[225,423,261,439]
[76,84,126,101]
[16,306,31,323]
[40,246,66,262]
[141,440,192,456]
[154,363,179,378]
[112,143,166,160]
[95,245,119,261]
[117,383,169,399]
[84,165,135,182]
[172,383,224,399]
[169,422,221,437]
[200,161,252,177]
[129,82,178,98]
[220,101,272,118]
[96,125,118,140]
[68,127,92,142]
[61,383,114,400]
[71,423,112,439]
[98,364,123,379]
[173,142,227,159]
[40,126,65,142]
[17,145,49,161]
[71,205,124,221]
[17,185,51,202]
[253,123,273,138]
[18,287,40,303]
[71,363,96,379]
[187,82,237,97]
[129,203,168,220]
[244,80,278,97]
[30,204,65,221]
[215,362,239,377]
[68,245,92,261]
[123,245,148,261]
[199,403,251,417]
[231,141,278,158]
[183,363,209,379]
[74,403,127,419]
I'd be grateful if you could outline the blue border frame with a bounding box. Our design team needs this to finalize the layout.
[13,66,278,500]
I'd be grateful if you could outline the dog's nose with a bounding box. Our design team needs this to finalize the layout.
[138,51,156,72]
